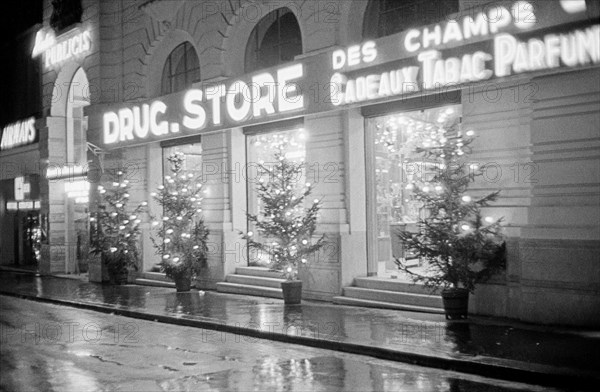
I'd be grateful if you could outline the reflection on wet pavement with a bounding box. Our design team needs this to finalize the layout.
[198,355,535,392]
[1,271,600,373]
[0,295,563,392]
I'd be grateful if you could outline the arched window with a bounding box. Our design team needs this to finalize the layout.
[161,42,200,95]
[244,8,302,73]
[363,0,459,39]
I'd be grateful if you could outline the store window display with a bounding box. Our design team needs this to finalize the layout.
[246,127,307,266]
[367,104,462,277]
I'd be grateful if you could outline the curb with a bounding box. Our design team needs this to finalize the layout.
[1,290,596,390]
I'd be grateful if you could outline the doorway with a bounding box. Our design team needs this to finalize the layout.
[365,104,462,279]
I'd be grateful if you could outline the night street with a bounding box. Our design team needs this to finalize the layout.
[1,0,599,390]
[0,296,564,392]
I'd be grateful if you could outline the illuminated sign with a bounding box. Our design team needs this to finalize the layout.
[102,63,304,146]
[329,2,599,105]
[93,0,598,149]
[46,164,88,180]
[14,176,31,201]
[6,200,40,211]
[0,117,37,151]
[65,179,90,200]
[32,28,92,69]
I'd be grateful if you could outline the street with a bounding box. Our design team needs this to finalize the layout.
[0,296,565,392]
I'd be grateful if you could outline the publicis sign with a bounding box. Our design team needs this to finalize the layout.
[0,117,38,151]
[92,0,599,150]
[32,27,92,70]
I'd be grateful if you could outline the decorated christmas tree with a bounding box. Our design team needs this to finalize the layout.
[150,152,209,289]
[91,170,147,282]
[241,148,325,280]
[396,123,505,292]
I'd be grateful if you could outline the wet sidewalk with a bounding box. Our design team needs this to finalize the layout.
[1,270,598,389]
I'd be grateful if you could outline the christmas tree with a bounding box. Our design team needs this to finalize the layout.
[91,170,147,281]
[395,123,505,292]
[241,148,325,280]
[150,152,209,284]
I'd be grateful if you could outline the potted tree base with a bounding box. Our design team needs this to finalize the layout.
[281,280,302,304]
[393,123,506,320]
[173,275,192,292]
[150,152,210,294]
[441,288,469,320]
[241,148,325,307]
[90,170,147,287]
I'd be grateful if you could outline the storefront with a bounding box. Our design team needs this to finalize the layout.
[31,5,96,275]
[0,118,43,268]
[78,0,600,325]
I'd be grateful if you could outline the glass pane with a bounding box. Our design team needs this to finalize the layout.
[244,9,302,73]
[161,59,171,95]
[369,104,462,277]
[375,0,458,38]
[172,73,186,94]
[162,42,200,94]
[246,127,307,266]
[170,44,186,73]
[185,43,199,70]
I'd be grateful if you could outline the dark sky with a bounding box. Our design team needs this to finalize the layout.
[0,1,42,41]
[0,1,43,126]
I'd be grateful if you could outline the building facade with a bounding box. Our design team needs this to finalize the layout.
[5,0,599,326]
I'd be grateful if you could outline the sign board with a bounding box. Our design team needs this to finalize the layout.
[46,164,88,181]
[6,200,40,211]
[32,27,92,70]
[0,117,37,151]
[91,0,599,150]
[14,176,30,201]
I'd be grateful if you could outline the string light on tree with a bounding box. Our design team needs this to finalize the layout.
[394,120,506,293]
[90,169,147,283]
[241,145,325,281]
[150,152,209,288]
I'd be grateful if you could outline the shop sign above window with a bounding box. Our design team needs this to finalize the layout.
[6,200,40,212]
[32,27,92,70]
[102,63,305,146]
[93,0,598,150]
[46,164,88,181]
[0,117,37,152]
[328,0,599,106]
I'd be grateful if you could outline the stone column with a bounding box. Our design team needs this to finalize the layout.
[195,129,246,289]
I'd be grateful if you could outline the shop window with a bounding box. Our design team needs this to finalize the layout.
[366,104,462,276]
[363,0,458,39]
[246,126,307,266]
[161,42,201,96]
[244,8,302,73]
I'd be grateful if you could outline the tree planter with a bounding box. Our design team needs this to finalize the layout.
[442,288,469,320]
[108,270,128,285]
[174,276,192,292]
[281,280,302,305]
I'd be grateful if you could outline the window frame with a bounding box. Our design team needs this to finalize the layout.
[160,42,201,96]
[363,0,459,39]
[244,8,303,74]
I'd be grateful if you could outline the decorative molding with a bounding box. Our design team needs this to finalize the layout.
[139,0,185,26]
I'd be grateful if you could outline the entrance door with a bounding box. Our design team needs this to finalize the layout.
[18,211,41,267]
[365,104,462,278]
